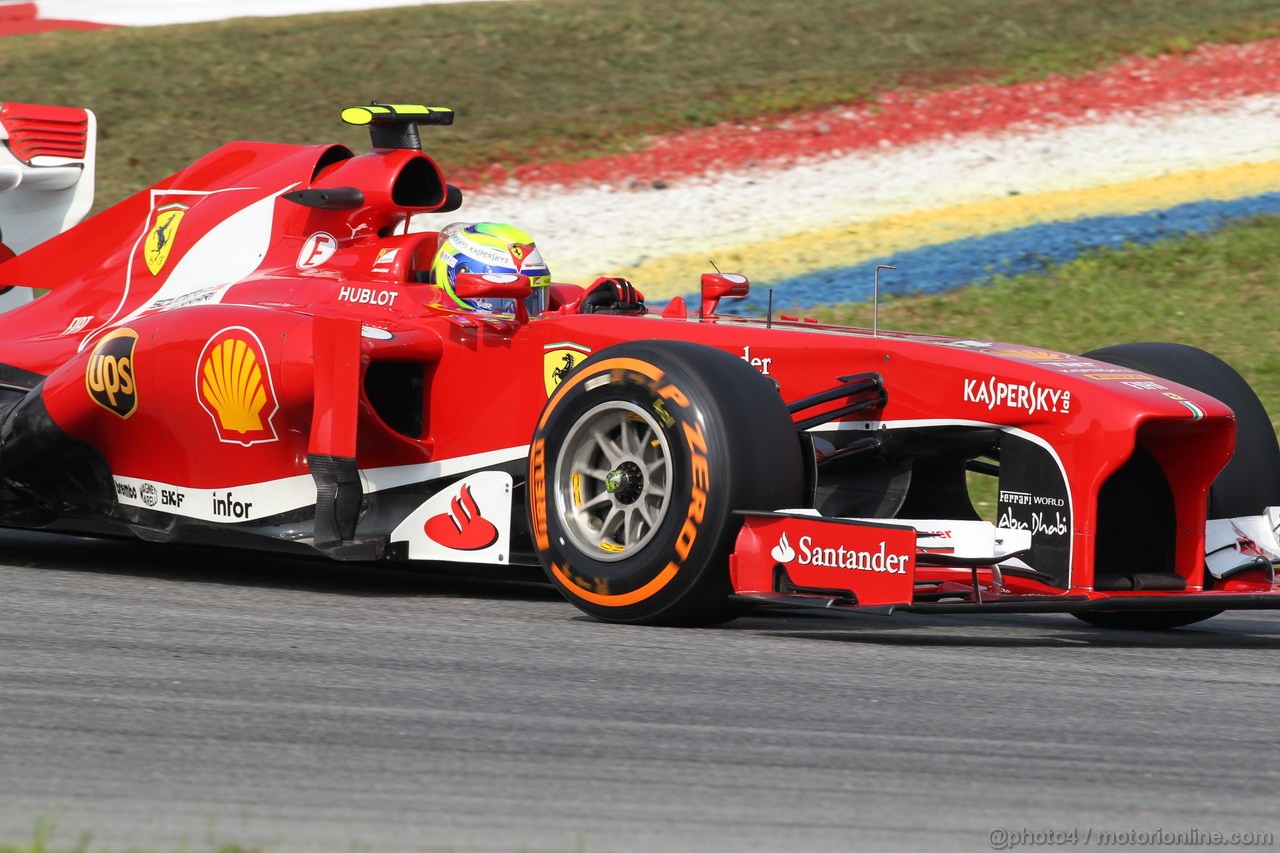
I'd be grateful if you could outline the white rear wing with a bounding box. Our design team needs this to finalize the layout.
[0,102,97,310]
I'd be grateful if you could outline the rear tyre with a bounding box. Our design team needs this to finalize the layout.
[1074,343,1280,630]
[529,341,804,625]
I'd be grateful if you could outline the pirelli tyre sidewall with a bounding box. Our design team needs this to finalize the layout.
[529,341,803,625]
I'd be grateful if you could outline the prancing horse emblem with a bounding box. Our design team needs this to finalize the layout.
[543,344,591,396]
[144,203,189,275]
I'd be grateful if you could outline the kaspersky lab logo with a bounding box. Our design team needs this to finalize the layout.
[771,530,908,574]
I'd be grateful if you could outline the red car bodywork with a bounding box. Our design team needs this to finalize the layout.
[2,102,1278,625]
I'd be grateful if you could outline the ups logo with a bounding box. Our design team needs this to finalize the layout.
[85,328,139,419]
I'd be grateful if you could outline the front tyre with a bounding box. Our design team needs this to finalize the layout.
[529,341,804,625]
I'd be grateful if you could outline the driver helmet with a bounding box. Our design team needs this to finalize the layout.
[430,222,551,315]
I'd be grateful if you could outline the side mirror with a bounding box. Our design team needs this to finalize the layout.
[454,272,533,323]
[699,272,749,319]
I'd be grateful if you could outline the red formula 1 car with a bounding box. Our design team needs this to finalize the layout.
[3,101,1280,629]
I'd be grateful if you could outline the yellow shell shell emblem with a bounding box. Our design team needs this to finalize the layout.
[196,327,280,446]
[144,202,188,276]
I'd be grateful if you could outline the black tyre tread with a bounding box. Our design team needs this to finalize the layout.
[533,340,804,626]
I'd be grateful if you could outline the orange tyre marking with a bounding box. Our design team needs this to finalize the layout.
[551,561,680,607]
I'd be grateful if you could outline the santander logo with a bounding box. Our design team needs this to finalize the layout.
[771,532,797,562]
[771,530,909,574]
[424,484,498,551]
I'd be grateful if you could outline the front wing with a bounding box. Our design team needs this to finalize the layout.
[729,511,1280,615]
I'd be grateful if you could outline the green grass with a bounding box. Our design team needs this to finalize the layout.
[0,840,262,845]
[0,820,265,853]
[810,214,1280,420]
[1,0,1278,209]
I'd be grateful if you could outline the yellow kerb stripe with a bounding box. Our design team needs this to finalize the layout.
[622,159,1280,299]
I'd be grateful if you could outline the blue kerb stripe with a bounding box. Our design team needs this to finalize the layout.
[705,193,1280,315]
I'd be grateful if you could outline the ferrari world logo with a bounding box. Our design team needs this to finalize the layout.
[144,202,188,275]
[196,327,280,446]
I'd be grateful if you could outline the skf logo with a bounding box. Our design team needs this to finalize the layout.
[85,328,139,419]
[424,483,498,551]
[543,343,591,396]
[196,327,280,446]
[145,203,188,275]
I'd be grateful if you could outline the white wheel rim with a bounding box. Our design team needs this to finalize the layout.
[553,400,674,562]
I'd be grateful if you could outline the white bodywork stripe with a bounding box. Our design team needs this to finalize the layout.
[111,444,530,522]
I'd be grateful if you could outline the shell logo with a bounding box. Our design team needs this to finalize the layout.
[196,327,280,446]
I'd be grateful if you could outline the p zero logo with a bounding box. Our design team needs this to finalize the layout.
[196,327,280,446]
[85,328,139,419]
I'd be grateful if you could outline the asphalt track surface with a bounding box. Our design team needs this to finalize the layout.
[2,529,1278,852]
